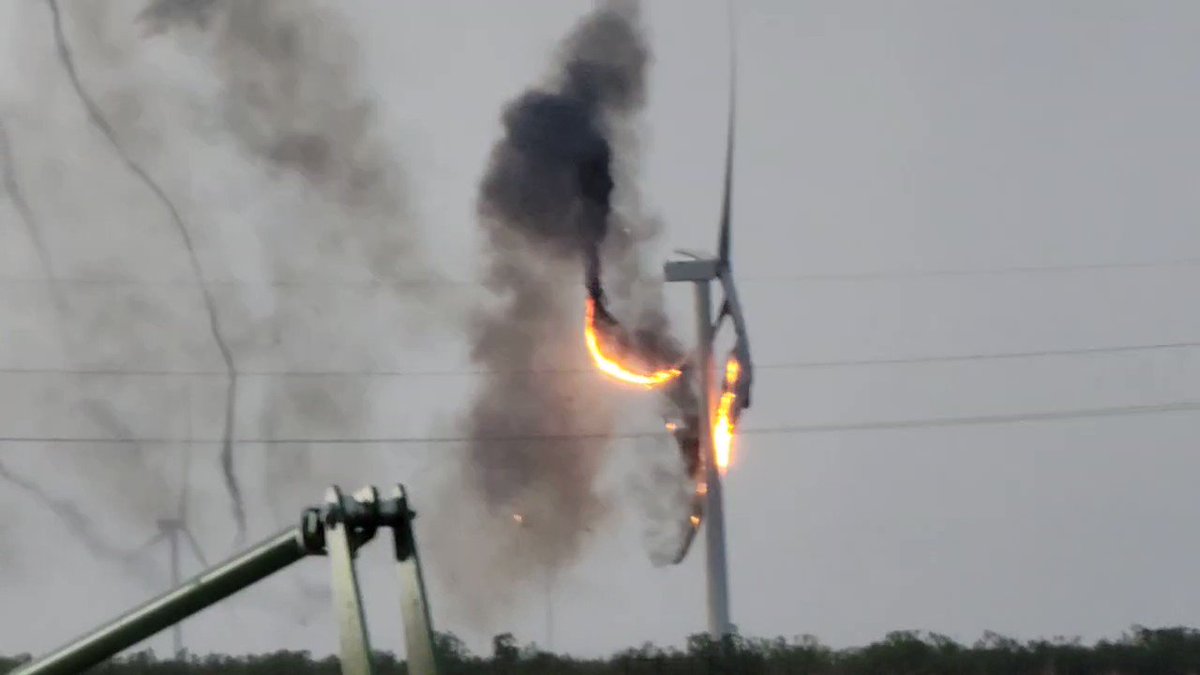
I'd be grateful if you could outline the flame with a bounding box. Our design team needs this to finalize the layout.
[713,357,741,474]
[584,298,682,388]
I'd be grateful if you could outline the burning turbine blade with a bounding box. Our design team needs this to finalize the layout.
[584,297,682,388]
[666,355,744,565]
[713,356,742,474]
[666,472,707,565]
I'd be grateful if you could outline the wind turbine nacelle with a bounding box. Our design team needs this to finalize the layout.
[663,257,720,283]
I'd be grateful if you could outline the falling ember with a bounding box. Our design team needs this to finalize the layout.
[713,357,742,474]
[512,513,525,525]
[584,298,682,388]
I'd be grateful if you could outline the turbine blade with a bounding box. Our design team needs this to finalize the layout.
[126,530,168,559]
[177,449,191,522]
[670,488,706,565]
[717,0,738,266]
[181,527,210,568]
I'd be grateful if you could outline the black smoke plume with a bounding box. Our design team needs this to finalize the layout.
[432,0,699,620]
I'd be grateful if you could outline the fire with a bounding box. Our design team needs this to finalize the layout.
[584,298,682,388]
[712,357,741,474]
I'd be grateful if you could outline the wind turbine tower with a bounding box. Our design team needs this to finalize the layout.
[663,14,751,636]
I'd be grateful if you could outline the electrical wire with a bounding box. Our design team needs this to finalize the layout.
[3,338,1199,378]
[1,256,1200,289]
[1,398,1197,446]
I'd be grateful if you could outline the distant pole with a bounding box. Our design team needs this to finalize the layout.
[545,564,554,652]
[511,513,556,651]
[172,384,190,659]
[665,256,733,639]
[159,520,184,658]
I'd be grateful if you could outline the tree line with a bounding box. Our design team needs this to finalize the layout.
[7,626,1200,674]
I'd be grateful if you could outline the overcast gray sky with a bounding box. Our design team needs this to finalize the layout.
[4,0,1200,662]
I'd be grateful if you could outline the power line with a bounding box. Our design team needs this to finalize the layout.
[4,338,1200,378]
[0,275,472,289]
[746,400,1200,435]
[1,256,1200,290]
[738,257,1200,282]
[761,339,1200,371]
[1,399,1197,446]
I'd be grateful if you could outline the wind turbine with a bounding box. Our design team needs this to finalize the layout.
[128,499,209,658]
[662,9,751,639]
[128,404,209,659]
[151,518,209,657]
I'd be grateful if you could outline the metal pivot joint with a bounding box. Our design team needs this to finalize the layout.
[12,484,440,675]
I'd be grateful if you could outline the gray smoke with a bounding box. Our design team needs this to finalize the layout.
[430,0,692,620]
[0,0,429,618]
[0,457,155,576]
[41,0,247,544]
[136,0,440,620]
[142,0,447,528]
[0,0,188,567]
[0,118,56,294]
